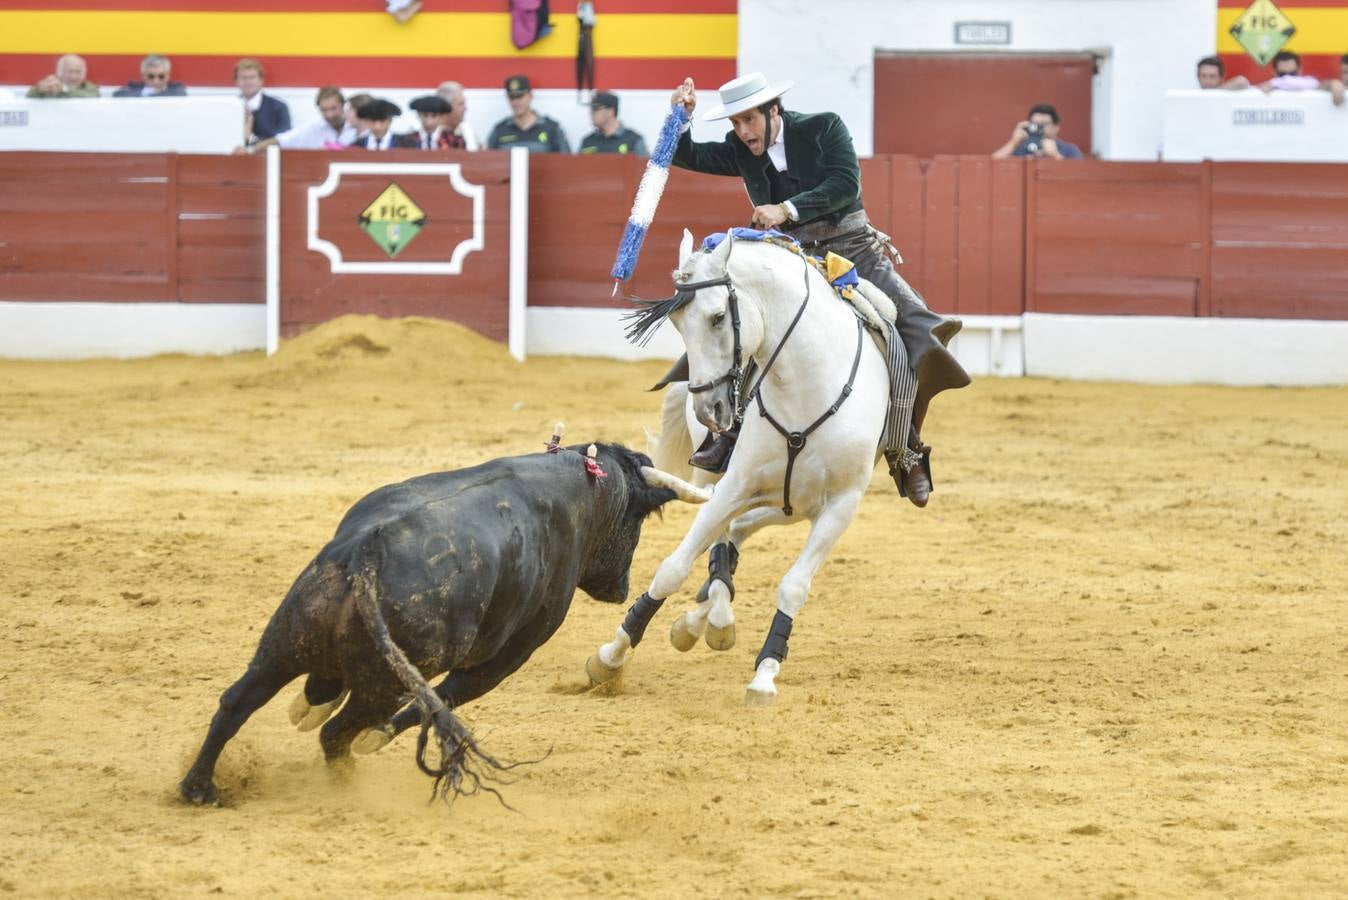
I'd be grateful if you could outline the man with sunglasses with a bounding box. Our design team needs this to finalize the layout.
[113,54,187,97]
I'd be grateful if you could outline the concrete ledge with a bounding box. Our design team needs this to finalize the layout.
[0,302,266,359]
[947,315,1024,378]
[526,306,685,360]
[1024,313,1348,386]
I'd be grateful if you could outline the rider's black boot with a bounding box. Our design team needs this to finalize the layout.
[689,428,738,473]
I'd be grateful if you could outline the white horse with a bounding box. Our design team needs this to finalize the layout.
[585,231,895,705]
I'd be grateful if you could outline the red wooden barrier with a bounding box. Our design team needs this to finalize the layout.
[3,152,1347,328]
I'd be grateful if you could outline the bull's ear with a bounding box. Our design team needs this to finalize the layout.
[678,229,694,268]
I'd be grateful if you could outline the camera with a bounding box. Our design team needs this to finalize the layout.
[1023,122,1045,155]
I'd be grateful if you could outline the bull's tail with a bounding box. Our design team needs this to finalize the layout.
[649,381,696,481]
[352,538,511,805]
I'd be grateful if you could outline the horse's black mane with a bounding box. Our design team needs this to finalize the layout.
[622,289,698,347]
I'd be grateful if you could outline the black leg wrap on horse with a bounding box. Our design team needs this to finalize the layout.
[621,592,665,648]
[696,541,740,605]
[755,610,794,670]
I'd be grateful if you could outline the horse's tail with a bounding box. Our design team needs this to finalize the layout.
[648,381,695,481]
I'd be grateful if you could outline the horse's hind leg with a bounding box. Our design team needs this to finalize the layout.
[746,490,865,707]
[671,507,795,653]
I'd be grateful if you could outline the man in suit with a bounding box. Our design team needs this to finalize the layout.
[113,54,187,97]
[668,73,969,507]
[350,99,402,150]
[235,58,291,144]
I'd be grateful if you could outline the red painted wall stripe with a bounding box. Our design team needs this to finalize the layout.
[1,54,733,90]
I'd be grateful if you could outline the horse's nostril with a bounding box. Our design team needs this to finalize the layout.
[713,401,724,422]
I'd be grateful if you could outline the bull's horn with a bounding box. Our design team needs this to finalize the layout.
[640,466,713,503]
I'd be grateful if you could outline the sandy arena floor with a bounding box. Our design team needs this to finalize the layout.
[2,315,1345,898]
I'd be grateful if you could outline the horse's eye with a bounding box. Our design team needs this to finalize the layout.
[712,312,726,327]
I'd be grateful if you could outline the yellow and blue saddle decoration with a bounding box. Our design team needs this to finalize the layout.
[623,228,862,346]
[700,228,861,300]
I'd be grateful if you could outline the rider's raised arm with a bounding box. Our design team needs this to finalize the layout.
[671,126,741,177]
[780,113,861,224]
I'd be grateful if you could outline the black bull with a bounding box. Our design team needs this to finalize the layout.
[179,443,683,805]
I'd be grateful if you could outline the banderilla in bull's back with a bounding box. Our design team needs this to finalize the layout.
[178,435,709,807]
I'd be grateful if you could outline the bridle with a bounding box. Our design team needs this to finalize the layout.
[680,240,866,516]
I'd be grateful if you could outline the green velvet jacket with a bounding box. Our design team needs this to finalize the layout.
[672,109,863,227]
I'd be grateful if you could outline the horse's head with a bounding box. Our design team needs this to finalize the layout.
[671,234,765,434]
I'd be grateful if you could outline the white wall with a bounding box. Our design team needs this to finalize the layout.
[1163,89,1348,162]
[738,0,1217,159]
[0,96,243,153]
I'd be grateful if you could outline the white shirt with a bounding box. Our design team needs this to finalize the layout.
[275,118,357,149]
[243,91,264,112]
[360,131,396,150]
[766,117,799,221]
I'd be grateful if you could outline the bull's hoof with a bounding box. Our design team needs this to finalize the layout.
[669,614,701,652]
[290,689,348,732]
[585,653,623,686]
[351,725,393,755]
[179,779,220,807]
[705,621,736,652]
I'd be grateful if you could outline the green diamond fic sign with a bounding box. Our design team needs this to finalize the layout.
[358,183,426,258]
[1229,0,1296,67]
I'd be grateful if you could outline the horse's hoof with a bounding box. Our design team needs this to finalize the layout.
[744,685,777,707]
[351,726,393,755]
[705,621,736,651]
[179,780,220,807]
[669,614,700,652]
[586,653,623,685]
[293,690,348,732]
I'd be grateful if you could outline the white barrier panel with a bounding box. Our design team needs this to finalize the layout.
[1024,313,1348,386]
[0,302,265,359]
[0,97,242,153]
[1162,89,1348,163]
[525,308,1026,378]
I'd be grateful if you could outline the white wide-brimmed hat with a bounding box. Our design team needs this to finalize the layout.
[702,72,794,120]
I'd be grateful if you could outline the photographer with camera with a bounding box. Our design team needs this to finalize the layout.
[993,103,1083,159]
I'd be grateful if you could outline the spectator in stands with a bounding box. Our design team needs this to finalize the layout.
[350,98,402,150]
[578,91,648,155]
[113,54,187,97]
[27,54,99,98]
[239,86,355,153]
[1196,56,1249,90]
[397,95,465,149]
[236,59,291,144]
[386,0,421,23]
[486,75,570,152]
[436,81,480,150]
[343,92,374,147]
[992,104,1083,159]
[1259,50,1346,106]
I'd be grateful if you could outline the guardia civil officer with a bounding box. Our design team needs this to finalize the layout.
[578,91,648,155]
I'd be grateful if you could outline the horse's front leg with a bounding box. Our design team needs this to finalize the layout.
[586,484,752,686]
[746,489,866,707]
[669,506,797,653]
